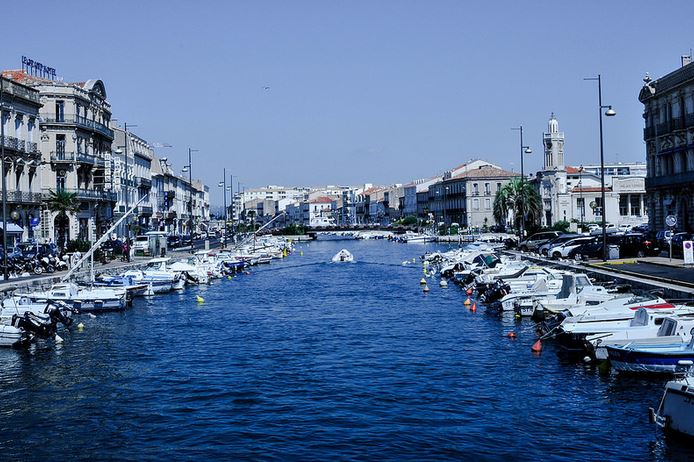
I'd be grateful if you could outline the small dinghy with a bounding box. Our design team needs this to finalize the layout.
[332,249,354,263]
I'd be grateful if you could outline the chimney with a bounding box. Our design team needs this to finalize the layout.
[682,53,692,67]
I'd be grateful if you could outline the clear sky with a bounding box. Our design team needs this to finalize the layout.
[3,1,692,206]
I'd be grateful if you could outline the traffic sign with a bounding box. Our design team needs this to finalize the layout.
[666,215,677,228]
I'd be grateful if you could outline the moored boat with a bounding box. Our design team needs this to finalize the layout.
[332,249,354,263]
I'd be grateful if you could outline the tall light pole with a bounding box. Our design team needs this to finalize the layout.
[511,125,533,238]
[444,185,449,232]
[578,165,585,229]
[218,168,231,248]
[182,147,199,254]
[1,76,7,280]
[585,74,616,261]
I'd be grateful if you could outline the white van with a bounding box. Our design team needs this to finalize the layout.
[133,235,149,255]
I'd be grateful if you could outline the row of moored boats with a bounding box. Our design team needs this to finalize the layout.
[423,244,694,439]
[0,237,294,349]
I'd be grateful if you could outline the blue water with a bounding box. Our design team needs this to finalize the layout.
[0,240,691,461]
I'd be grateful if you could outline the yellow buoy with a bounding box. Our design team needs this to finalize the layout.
[464,297,471,306]
[228,275,232,280]
[77,322,85,330]
[420,278,427,285]
[300,251,304,256]
[196,295,205,304]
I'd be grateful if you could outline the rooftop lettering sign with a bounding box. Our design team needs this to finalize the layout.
[21,56,57,80]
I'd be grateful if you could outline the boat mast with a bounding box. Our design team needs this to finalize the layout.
[61,195,149,282]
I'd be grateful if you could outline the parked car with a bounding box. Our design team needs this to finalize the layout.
[632,223,650,234]
[133,235,149,255]
[618,232,660,258]
[519,231,561,252]
[567,234,624,260]
[656,230,674,250]
[547,236,595,259]
[670,232,694,258]
[617,224,632,234]
[538,233,582,256]
[167,235,181,248]
[590,223,618,235]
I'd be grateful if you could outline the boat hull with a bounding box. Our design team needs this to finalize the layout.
[657,381,694,438]
[607,347,694,374]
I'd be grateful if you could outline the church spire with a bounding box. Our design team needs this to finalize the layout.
[543,113,565,170]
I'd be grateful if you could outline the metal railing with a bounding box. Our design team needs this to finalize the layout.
[50,151,76,162]
[41,114,114,139]
[6,191,42,203]
[44,188,117,202]
[76,152,105,166]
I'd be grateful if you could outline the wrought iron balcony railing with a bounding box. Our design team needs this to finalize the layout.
[41,114,114,139]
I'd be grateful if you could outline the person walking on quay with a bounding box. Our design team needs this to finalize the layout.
[123,240,131,262]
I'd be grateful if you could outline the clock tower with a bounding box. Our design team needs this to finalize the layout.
[543,113,564,170]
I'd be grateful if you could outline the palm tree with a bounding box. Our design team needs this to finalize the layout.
[44,190,81,249]
[493,178,542,233]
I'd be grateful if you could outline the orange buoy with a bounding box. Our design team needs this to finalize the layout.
[470,303,477,312]
[423,284,430,293]
[466,288,473,296]
[464,297,471,306]
[531,339,543,352]
[507,331,517,339]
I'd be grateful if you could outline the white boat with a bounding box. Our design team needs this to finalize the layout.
[651,376,694,438]
[399,231,436,243]
[122,258,182,293]
[332,249,354,263]
[170,260,210,285]
[19,283,126,312]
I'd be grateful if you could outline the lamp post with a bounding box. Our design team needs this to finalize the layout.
[511,125,533,238]
[578,165,585,229]
[182,147,199,254]
[444,185,449,233]
[584,74,616,261]
[1,76,7,280]
[218,169,232,248]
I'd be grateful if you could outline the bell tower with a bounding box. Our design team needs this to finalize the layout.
[543,113,564,170]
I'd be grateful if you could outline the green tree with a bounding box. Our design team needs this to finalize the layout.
[44,190,81,249]
[493,178,542,233]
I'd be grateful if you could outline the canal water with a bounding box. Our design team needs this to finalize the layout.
[0,240,690,461]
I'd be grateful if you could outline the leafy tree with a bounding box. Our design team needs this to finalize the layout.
[493,178,542,233]
[44,190,81,249]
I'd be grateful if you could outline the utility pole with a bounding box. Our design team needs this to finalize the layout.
[1,77,7,280]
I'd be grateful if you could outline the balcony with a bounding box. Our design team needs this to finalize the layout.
[139,205,153,215]
[7,191,42,204]
[45,188,117,202]
[50,151,76,162]
[135,177,152,189]
[76,152,105,166]
[41,114,114,139]
[645,171,694,190]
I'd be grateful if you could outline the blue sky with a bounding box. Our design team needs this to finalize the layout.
[3,1,692,206]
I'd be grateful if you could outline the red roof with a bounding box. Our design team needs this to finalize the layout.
[565,166,582,174]
[449,165,518,180]
[308,196,333,204]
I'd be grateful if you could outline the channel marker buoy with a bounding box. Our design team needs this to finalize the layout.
[77,322,85,330]
[464,297,471,306]
[439,280,448,288]
[196,295,205,304]
[420,278,427,285]
[423,284,430,293]
[531,339,542,352]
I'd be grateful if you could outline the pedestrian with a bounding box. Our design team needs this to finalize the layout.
[123,240,130,262]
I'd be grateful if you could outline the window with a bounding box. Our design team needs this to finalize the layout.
[56,135,66,158]
[484,183,491,195]
[577,197,585,219]
[630,195,641,216]
[56,172,66,191]
[473,183,479,195]
[595,197,603,217]
[485,198,491,210]
[473,198,479,210]
[55,101,65,122]
[619,195,628,216]
[497,182,502,192]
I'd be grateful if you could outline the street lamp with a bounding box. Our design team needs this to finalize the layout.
[511,125,533,238]
[218,168,232,248]
[182,147,199,254]
[585,74,616,261]
[578,165,585,229]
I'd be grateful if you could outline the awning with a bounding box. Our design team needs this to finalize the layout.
[0,223,24,233]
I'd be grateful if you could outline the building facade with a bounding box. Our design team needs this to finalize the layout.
[639,56,694,233]
[0,74,43,243]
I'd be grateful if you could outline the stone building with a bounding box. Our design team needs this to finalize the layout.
[0,74,42,243]
[639,55,694,233]
[5,70,116,245]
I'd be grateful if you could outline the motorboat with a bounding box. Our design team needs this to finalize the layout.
[650,376,694,438]
[18,283,126,312]
[607,336,694,374]
[332,249,354,263]
[91,275,149,298]
[121,258,183,293]
[0,296,73,347]
[170,260,210,285]
[397,231,436,244]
